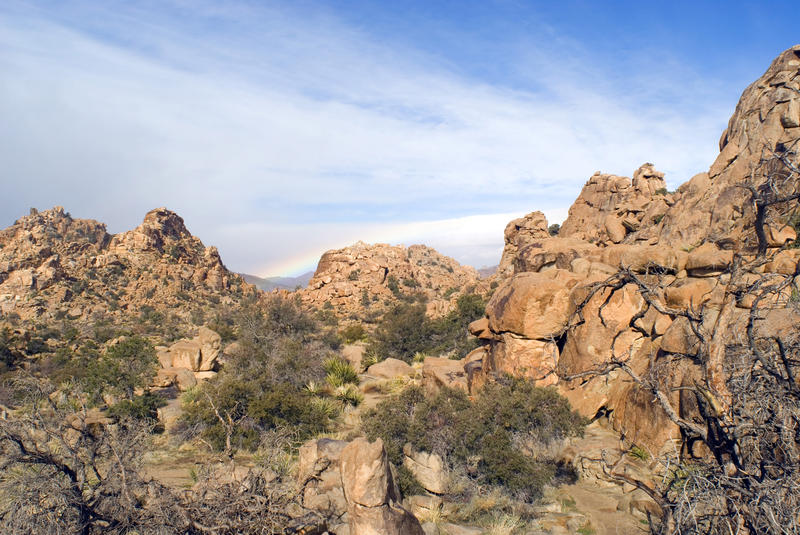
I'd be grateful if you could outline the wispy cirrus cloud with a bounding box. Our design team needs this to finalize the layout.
[0,1,735,275]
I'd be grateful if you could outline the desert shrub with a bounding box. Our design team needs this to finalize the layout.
[387,275,400,296]
[84,335,158,402]
[428,293,486,358]
[339,323,366,343]
[548,223,561,236]
[367,302,433,362]
[0,327,21,369]
[396,464,425,496]
[181,298,337,453]
[208,310,237,342]
[108,390,166,421]
[182,377,333,453]
[367,293,486,362]
[362,378,585,502]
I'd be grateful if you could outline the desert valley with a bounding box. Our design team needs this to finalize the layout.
[2,5,800,535]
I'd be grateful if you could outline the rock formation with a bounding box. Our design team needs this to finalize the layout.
[340,437,424,535]
[497,211,551,277]
[300,241,479,318]
[297,437,424,535]
[0,206,252,325]
[153,326,222,390]
[651,46,800,250]
[463,45,800,455]
[559,163,673,246]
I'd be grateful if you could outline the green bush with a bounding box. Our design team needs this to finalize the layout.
[367,293,486,362]
[84,336,158,402]
[339,323,366,343]
[181,298,337,453]
[108,390,166,421]
[362,378,585,501]
[367,303,433,362]
[0,327,21,370]
[182,377,334,452]
[387,275,401,296]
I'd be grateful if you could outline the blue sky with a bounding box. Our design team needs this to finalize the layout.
[1,1,797,275]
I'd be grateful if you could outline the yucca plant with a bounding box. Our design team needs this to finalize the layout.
[334,384,364,407]
[309,396,341,419]
[323,357,359,387]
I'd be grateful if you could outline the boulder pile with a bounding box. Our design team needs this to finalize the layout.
[299,241,480,318]
[457,46,800,455]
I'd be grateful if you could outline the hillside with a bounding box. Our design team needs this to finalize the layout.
[298,240,482,320]
[0,206,254,368]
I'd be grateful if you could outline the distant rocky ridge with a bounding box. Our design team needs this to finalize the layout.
[0,206,252,327]
[298,241,481,318]
[241,271,314,292]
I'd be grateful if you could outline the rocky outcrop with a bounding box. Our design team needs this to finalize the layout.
[157,326,221,372]
[497,211,551,277]
[300,241,479,318]
[152,326,222,389]
[296,437,426,534]
[403,444,448,494]
[297,438,349,519]
[366,358,415,379]
[560,163,673,246]
[469,46,800,454]
[0,206,252,338]
[651,45,800,250]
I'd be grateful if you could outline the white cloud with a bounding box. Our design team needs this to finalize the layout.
[0,2,734,276]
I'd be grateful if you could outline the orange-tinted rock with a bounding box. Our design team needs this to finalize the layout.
[486,270,584,340]
[497,211,551,277]
[300,242,479,319]
[686,243,733,276]
[560,163,670,246]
